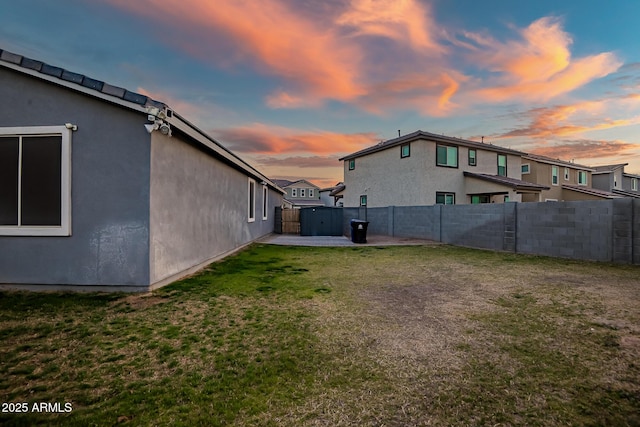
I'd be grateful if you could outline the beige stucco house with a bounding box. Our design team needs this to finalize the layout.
[339,131,548,208]
[521,154,621,201]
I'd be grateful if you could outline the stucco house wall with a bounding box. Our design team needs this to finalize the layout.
[342,135,523,207]
[149,133,281,286]
[0,49,283,291]
[0,65,151,288]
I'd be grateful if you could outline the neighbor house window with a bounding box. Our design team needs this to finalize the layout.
[564,168,570,181]
[521,164,530,174]
[300,188,306,197]
[468,149,477,166]
[262,185,268,220]
[291,188,297,197]
[348,159,355,170]
[497,154,507,176]
[633,178,638,191]
[471,195,490,204]
[308,189,314,198]
[401,144,410,158]
[436,145,458,167]
[0,126,72,236]
[248,178,256,222]
[578,171,587,186]
[436,192,455,204]
[360,195,367,206]
[552,166,559,185]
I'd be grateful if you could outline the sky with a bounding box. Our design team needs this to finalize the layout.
[1,0,639,188]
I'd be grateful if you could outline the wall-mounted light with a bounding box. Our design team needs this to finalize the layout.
[64,123,78,131]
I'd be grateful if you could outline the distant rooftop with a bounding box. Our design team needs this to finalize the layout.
[339,130,527,161]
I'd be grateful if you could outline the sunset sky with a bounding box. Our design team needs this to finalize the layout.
[2,0,639,187]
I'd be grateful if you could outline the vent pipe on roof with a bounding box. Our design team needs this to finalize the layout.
[481,136,484,143]
[398,129,401,137]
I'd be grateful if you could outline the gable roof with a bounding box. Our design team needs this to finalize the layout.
[272,179,319,189]
[562,184,623,199]
[591,163,629,174]
[464,172,549,192]
[339,130,526,161]
[0,48,284,194]
[522,153,595,171]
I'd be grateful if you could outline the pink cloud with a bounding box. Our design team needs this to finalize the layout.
[530,139,638,161]
[336,0,443,53]
[212,123,378,155]
[462,17,622,102]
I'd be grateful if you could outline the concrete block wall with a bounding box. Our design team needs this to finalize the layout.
[516,201,613,262]
[393,205,441,240]
[612,199,633,263]
[440,204,510,251]
[340,199,639,265]
[634,199,640,265]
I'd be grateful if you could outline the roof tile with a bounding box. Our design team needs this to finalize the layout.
[0,50,22,64]
[61,69,84,84]
[123,90,147,105]
[100,82,126,98]
[81,76,104,91]
[21,57,43,71]
[41,63,64,78]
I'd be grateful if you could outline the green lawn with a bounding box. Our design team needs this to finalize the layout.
[1,244,639,426]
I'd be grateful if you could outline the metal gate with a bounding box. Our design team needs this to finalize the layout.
[300,207,343,236]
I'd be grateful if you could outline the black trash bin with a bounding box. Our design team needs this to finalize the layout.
[350,219,369,244]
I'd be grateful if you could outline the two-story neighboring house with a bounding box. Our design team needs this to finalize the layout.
[319,182,345,207]
[272,179,323,208]
[591,164,640,198]
[520,154,620,201]
[339,130,548,208]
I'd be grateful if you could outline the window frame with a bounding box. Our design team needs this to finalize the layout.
[262,185,268,221]
[291,188,297,198]
[0,125,72,236]
[497,154,507,177]
[564,168,570,181]
[468,149,477,166]
[551,166,559,186]
[436,192,455,205]
[300,188,306,198]
[521,163,530,174]
[248,178,256,223]
[578,171,588,186]
[359,195,367,206]
[436,144,458,168]
[308,188,314,198]
[400,144,410,159]
[348,159,355,170]
[632,178,638,191]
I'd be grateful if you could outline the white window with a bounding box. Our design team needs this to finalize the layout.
[521,164,530,174]
[578,171,587,186]
[248,178,256,222]
[564,168,570,181]
[262,185,268,220]
[308,189,314,198]
[0,126,72,236]
[300,188,305,198]
[551,166,559,185]
[291,188,297,197]
[633,178,638,191]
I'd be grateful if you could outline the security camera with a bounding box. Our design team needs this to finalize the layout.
[159,123,171,136]
[65,123,78,131]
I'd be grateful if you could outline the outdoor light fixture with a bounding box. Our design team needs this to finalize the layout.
[64,123,78,131]
[144,106,172,137]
